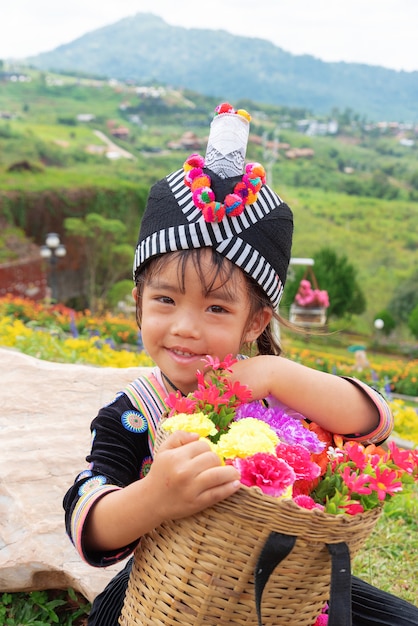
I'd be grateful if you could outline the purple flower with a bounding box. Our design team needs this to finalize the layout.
[235,402,325,454]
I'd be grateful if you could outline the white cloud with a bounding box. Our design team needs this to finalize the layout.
[1,0,417,72]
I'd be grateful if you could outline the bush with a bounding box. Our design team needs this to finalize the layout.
[408,303,418,340]
[374,310,396,336]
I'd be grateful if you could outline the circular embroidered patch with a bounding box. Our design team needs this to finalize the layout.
[78,475,107,496]
[121,410,147,433]
[140,456,153,479]
[76,469,93,482]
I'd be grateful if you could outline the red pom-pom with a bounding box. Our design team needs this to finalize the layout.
[224,193,244,217]
[215,102,235,115]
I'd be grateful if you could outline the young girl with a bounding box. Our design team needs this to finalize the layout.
[64,104,418,625]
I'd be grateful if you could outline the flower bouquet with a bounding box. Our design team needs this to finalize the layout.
[120,356,418,626]
[290,275,329,327]
[294,278,330,309]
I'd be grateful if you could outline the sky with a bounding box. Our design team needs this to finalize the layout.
[1,0,418,72]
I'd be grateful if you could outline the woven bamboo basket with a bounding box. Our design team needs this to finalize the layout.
[119,422,381,626]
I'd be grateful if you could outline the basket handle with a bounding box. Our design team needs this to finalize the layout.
[254,532,352,626]
[301,266,320,290]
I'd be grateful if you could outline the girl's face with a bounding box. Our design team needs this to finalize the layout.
[135,249,271,395]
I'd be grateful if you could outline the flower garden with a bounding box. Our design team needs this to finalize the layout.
[1,295,417,614]
[0,294,417,445]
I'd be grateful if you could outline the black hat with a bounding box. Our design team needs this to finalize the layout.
[133,103,293,308]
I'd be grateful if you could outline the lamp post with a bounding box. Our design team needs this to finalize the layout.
[40,232,66,302]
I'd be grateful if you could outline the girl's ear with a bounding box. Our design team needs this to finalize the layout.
[243,307,273,343]
[132,286,138,302]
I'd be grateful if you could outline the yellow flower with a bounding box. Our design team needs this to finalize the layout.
[216,418,279,459]
[162,412,218,438]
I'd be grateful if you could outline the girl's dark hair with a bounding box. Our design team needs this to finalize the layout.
[134,248,283,356]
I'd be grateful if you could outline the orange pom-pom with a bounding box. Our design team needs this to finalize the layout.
[191,174,211,191]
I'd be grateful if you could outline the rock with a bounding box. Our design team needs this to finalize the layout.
[0,347,151,602]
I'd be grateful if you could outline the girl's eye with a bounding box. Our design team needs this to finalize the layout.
[208,304,226,314]
[157,296,174,304]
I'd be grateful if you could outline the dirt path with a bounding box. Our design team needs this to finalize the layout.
[93,130,136,159]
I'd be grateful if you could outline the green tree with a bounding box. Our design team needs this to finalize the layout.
[65,213,132,312]
[313,247,366,318]
[388,270,418,323]
[408,304,418,340]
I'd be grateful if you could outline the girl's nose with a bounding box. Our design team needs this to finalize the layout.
[171,310,201,338]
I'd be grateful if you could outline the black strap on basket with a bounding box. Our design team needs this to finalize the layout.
[254,531,352,626]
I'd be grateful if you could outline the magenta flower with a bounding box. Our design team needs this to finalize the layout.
[193,383,222,408]
[343,442,368,470]
[276,442,321,481]
[386,441,415,474]
[203,353,236,372]
[340,466,372,495]
[222,379,253,405]
[166,392,197,415]
[368,467,403,501]
[293,495,324,511]
[233,453,296,497]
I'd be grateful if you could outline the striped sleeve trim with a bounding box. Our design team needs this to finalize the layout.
[341,376,394,444]
[71,484,121,562]
[124,373,168,456]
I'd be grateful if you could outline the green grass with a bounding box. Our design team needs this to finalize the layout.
[0,588,90,625]
[353,490,418,606]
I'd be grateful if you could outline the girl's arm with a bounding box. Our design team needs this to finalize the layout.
[230,355,388,438]
[83,430,240,553]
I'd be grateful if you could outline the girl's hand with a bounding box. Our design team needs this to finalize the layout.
[147,430,241,523]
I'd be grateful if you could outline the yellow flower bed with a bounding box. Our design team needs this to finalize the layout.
[390,399,418,445]
[0,316,153,368]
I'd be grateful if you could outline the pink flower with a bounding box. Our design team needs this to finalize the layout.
[276,442,321,481]
[340,466,372,495]
[343,442,368,470]
[166,392,197,415]
[313,614,329,625]
[233,453,296,497]
[293,495,324,511]
[222,379,253,405]
[203,353,236,372]
[368,466,403,501]
[386,441,416,474]
[193,383,222,409]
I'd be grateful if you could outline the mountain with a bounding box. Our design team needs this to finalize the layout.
[27,13,418,122]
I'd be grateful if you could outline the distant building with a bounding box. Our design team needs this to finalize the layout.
[167,131,204,151]
[285,148,315,159]
[297,119,339,136]
[76,113,96,122]
[110,126,130,139]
